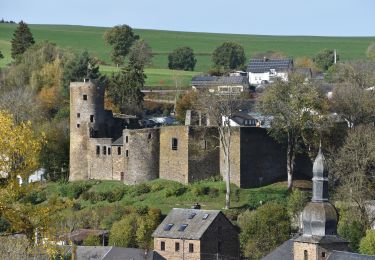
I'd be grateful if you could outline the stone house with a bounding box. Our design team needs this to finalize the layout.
[152,208,240,260]
[191,75,249,94]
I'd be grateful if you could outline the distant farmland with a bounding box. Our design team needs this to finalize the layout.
[0,23,374,87]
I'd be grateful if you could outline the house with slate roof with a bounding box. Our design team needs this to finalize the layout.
[247,58,293,85]
[191,75,249,94]
[152,208,239,260]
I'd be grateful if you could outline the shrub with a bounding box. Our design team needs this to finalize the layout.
[165,186,187,197]
[191,186,209,196]
[150,182,164,192]
[360,230,375,255]
[83,234,101,246]
[208,188,219,198]
[72,202,81,211]
[21,190,47,205]
[109,214,138,247]
[59,182,91,199]
[106,188,125,202]
[132,183,151,196]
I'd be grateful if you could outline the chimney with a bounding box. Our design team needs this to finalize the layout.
[191,203,201,209]
[263,56,267,62]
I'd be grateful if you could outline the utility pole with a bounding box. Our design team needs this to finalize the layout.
[334,49,337,64]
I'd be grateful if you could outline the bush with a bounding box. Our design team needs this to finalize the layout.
[208,188,219,198]
[132,183,151,196]
[150,182,164,192]
[83,234,101,246]
[21,190,47,205]
[0,217,10,233]
[59,182,92,199]
[72,202,81,211]
[106,188,125,202]
[109,214,138,247]
[360,230,375,255]
[165,186,187,197]
[191,186,209,196]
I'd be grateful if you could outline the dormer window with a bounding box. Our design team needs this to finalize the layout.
[178,224,188,232]
[163,223,174,231]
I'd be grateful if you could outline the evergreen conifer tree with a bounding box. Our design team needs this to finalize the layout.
[11,21,35,59]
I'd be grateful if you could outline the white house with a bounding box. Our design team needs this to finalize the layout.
[247,58,294,85]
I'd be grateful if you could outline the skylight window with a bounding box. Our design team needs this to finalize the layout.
[188,212,196,219]
[164,223,174,231]
[178,224,188,232]
[203,213,209,220]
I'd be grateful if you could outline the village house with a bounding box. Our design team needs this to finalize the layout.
[191,75,249,94]
[247,58,293,85]
[152,208,240,260]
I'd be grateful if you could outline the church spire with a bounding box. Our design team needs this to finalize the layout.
[312,144,329,202]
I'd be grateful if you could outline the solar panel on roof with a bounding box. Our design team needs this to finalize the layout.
[164,223,174,231]
[178,224,188,231]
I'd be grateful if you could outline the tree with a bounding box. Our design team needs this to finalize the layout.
[128,39,153,68]
[326,61,375,87]
[360,230,375,255]
[11,21,35,60]
[109,214,138,247]
[366,42,375,60]
[62,51,101,96]
[313,49,338,71]
[83,234,101,246]
[287,188,309,231]
[196,87,242,209]
[238,203,291,259]
[258,74,326,190]
[107,60,145,115]
[0,50,3,60]
[104,24,139,66]
[212,42,246,70]
[175,91,198,122]
[331,125,375,230]
[168,46,197,71]
[331,83,375,128]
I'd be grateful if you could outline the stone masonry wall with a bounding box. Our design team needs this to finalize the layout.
[159,126,189,184]
[112,145,124,181]
[154,238,201,260]
[123,128,160,185]
[188,127,220,182]
[220,127,241,187]
[87,138,114,180]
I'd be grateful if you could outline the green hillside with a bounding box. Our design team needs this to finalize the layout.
[0,23,374,86]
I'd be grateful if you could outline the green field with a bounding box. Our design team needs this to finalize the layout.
[0,23,374,87]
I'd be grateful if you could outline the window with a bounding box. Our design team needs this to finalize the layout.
[321,252,326,258]
[178,224,188,232]
[175,242,180,252]
[125,136,128,143]
[83,94,87,100]
[76,123,80,128]
[90,115,94,123]
[171,138,178,150]
[117,147,121,155]
[108,147,111,155]
[189,243,194,253]
[77,113,80,118]
[103,146,107,155]
[96,146,100,155]
[163,223,174,231]
[125,150,129,157]
[188,212,196,219]
[160,241,165,251]
[304,250,308,260]
[202,213,209,220]
[120,172,124,181]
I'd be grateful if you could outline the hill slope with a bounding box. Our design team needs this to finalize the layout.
[0,24,374,86]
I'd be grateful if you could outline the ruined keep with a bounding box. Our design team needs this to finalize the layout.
[69,80,312,188]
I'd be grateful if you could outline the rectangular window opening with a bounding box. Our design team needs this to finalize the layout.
[178,224,188,232]
[90,115,94,123]
[96,146,100,155]
[189,243,194,253]
[163,223,174,231]
[117,147,121,155]
[171,138,178,150]
[76,124,80,128]
[125,150,129,157]
[120,172,124,181]
[160,241,165,251]
[125,136,128,143]
[83,94,87,100]
[103,146,107,155]
[108,147,111,155]
[175,242,180,252]
[77,113,80,118]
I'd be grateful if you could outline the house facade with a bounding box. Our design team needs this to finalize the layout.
[191,75,249,94]
[152,208,240,260]
[247,58,293,85]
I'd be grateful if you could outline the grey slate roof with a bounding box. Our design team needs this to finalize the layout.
[327,251,375,260]
[73,246,160,260]
[247,58,293,73]
[152,208,221,239]
[191,76,248,87]
[262,239,293,260]
[112,136,123,146]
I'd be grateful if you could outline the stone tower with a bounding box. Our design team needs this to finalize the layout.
[293,147,348,260]
[69,79,105,181]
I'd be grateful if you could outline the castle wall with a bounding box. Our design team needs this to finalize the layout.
[188,127,220,182]
[159,126,189,184]
[88,138,114,180]
[123,128,160,185]
[112,144,125,181]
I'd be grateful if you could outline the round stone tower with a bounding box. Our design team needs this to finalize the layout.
[123,128,160,184]
[69,79,105,181]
